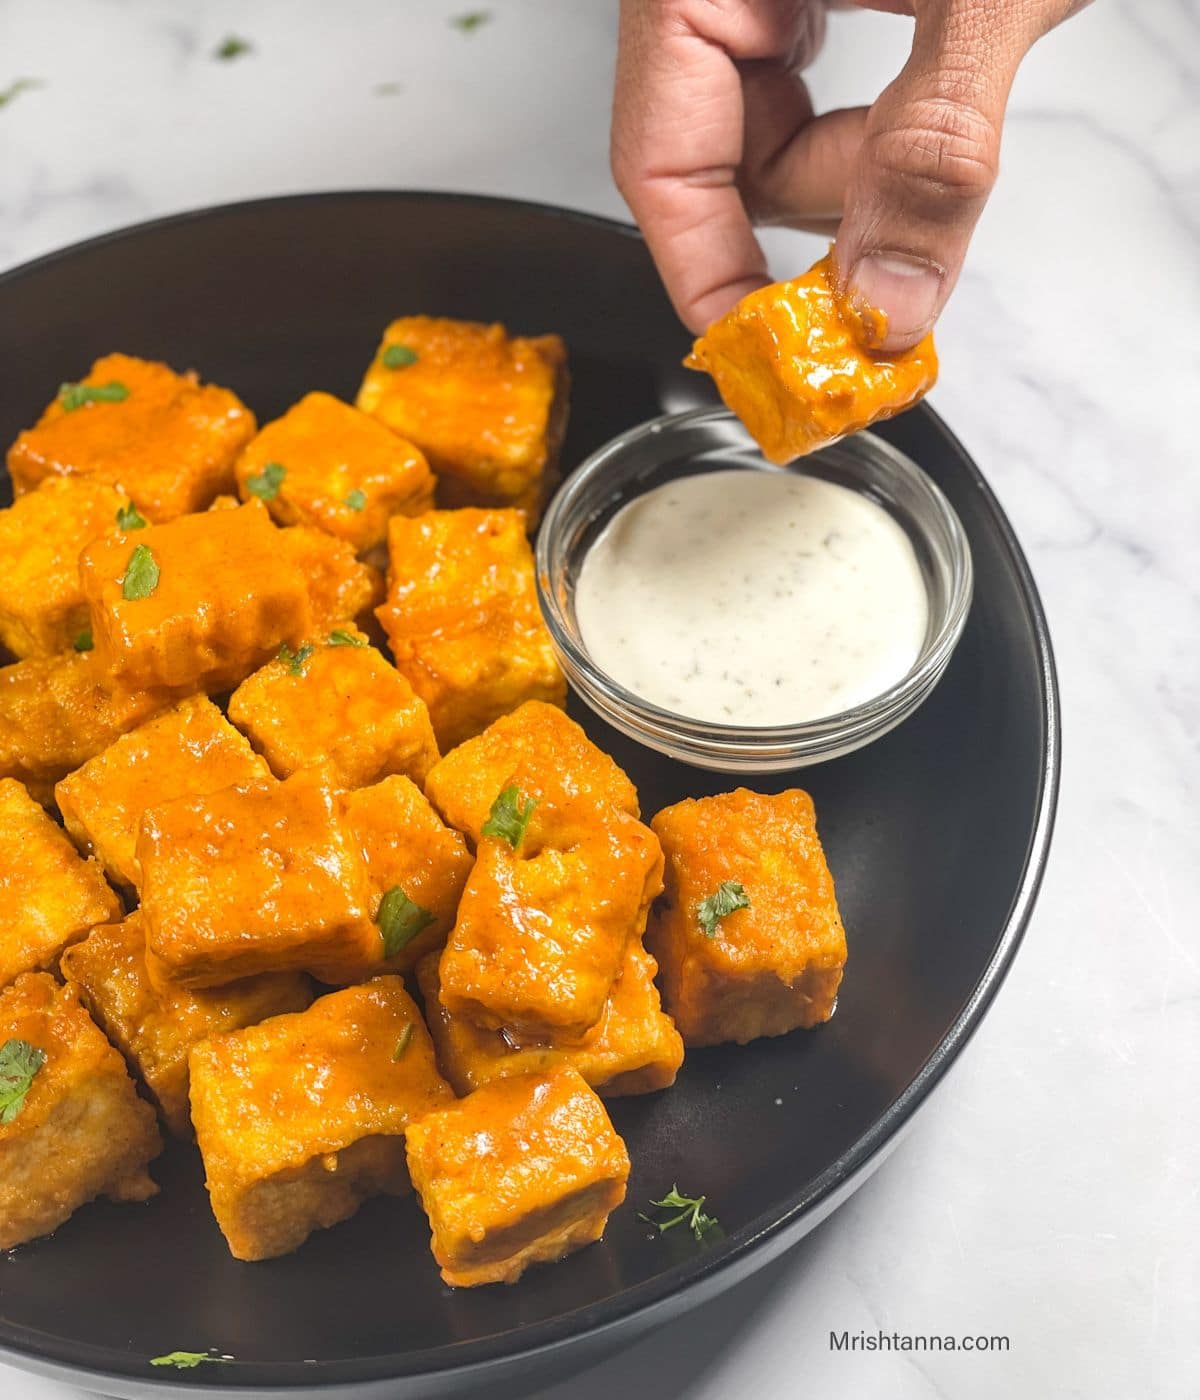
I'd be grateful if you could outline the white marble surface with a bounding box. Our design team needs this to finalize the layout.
[1,2,1197,1397]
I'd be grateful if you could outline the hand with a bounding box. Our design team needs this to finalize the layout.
[612,0,1089,349]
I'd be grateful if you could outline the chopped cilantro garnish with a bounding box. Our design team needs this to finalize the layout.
[344,488,367,511]
[451,11,492,32]
[391,1023,415,1061]
[327,630,366,648]
[116,501,147,531]
[639,1186,719,1242]
[0,1039,46,1124]
[214,35,252,61]
[277,642,313,675]
[150,1351,229,1369]
[381,344,419,369]
[697,881,750,938]
[73,629,94,653]
[245,461,286,502]
[58,380,129,412]
[0,77,43,110]
[376,887,435,958]
[481,785,536,849]
[121,544,159,601]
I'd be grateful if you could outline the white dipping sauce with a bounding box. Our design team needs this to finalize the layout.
[575,469,929,726]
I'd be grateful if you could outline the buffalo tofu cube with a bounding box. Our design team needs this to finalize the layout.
[0,778,121,989]
[228,630,439,790]
[375,509,565,750]
[438,807,663,1041]
[0,477,128,658]
[0,972,161,1249]
[61,913,311,1137]
[405,1068,628,1286]
[188,977,453,1260]
[6,353,255,521]
[418,938,682,1098]
[0,651,172,805]
[278,523,384,631]
[356,317,569,523]
[330,776,473,978]
[425,700,639,845]
[234,391,435,553]
[78,499,312,692]
[648,788,847,1046]
[138,771,378,987]
[56,695,270,890]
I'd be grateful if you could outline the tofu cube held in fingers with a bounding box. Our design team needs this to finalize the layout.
[138,770,378,988]
[79,500,312,693]
[0,973,161,1250]
[376,509,566,751]
[6,353,255,521]
[418,938,683,1098]
[648,788,847,1046]
[356,317,569,523]
[62,913,310,1138]
[331,775,473,978]
[188,977,453,1261]
[424,700,639,845]
[0,477,128,659]
[438,804,664,1042]
[228,629,439,791]
[0,777,121,990]
[0,650,173,806]
[234,391,435,553]
[405,1069,629,1287]
[56,695,270,890]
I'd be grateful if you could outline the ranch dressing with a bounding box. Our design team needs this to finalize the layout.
[574,469,929,726]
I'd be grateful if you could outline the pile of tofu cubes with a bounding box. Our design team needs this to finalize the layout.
[0,319,846,1288]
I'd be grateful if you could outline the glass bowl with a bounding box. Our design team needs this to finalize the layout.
[536,407,973,772]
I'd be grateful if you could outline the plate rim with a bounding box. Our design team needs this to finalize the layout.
[0,189,1061,1392]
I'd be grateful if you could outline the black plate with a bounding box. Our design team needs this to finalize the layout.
[0,193,1059,1397]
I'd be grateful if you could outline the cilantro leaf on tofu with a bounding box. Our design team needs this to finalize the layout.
[344,488,367,511]
[58,380,129,412]
[73,629,94,652]
[150,1351,229,1369]
[697,881,750,938]
[0,1039,47,1124]
[391,1023,415,1061]
[116,501,147,531]
[480,785,536,850]
[326,630,366,648]
[120,544,160,601]
[638,1186,719,1242]
[277,642,313,675]
[376,887,435,959]
[245,461,286,501]
[381,344,419,369]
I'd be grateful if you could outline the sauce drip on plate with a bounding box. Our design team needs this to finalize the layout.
[574,469,929,727]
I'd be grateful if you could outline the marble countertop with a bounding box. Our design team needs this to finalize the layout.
[1,2,1196,1397]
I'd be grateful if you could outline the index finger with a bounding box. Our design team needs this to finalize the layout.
[611,2,769,333]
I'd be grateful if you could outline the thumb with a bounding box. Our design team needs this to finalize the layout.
[834,0,1039,351]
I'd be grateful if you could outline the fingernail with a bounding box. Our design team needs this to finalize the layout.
[847,252,943,351]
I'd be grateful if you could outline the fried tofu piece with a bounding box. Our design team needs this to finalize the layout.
[685,253,938,464]
[406,1069,628,1287]
[330,775,473,978]
[439,807,663,1042]
[425,700,638,845]
[56,695,270,890]
[0,477,129,659]
[376,509,565,750]
[79,499,312,693]
[418,938,681,1098]
[138,771,378,988]
[0,651,172,805]
[648,788,847,1046]
[61,913,311,1137]
[279,523,384,631]
[356,317,569,523]
[189,977,452,1260]
[234,391,435,553]
[7,353,255,521]
[0,973,161,1249]
[0,778,121,989]
[228,630,439,791]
